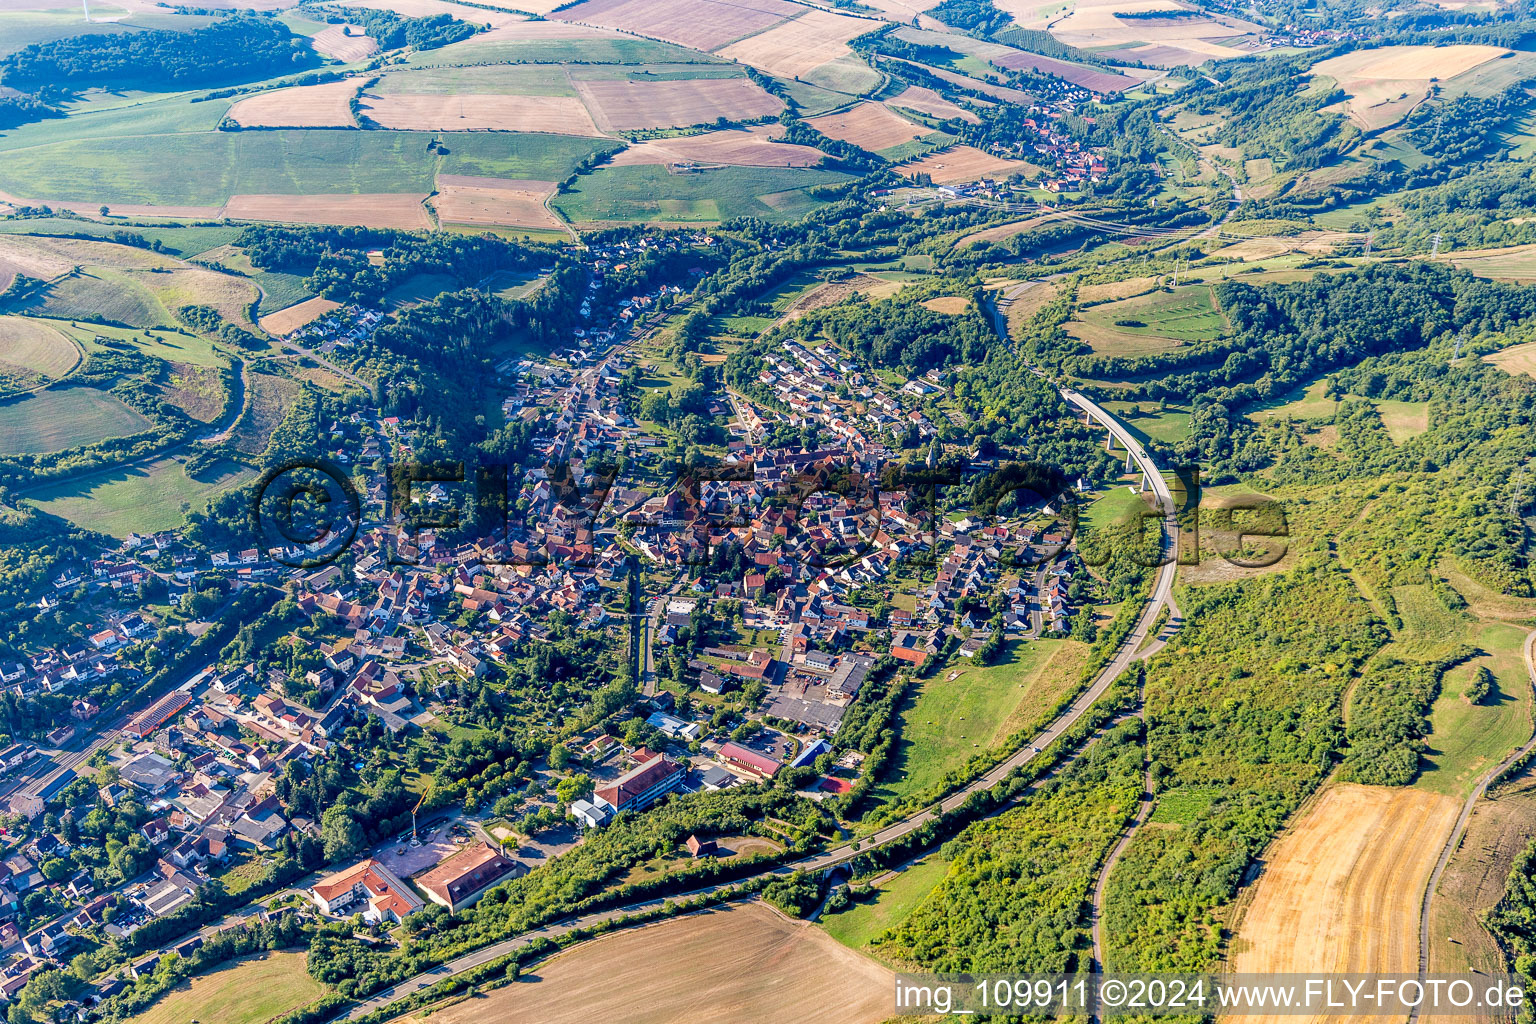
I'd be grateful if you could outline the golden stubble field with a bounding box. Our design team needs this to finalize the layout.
[573,76,783,132]
[397,902,895,1024]
[806,101,927,151]
[715,8,872,80]
[608,126,823,168]
[432,174,563,230]
[223,193,433,230]
[889,85,979,123]
[1311,44,1510,130]
[896,145,1036,184]
[1227,784,1461,1024]
[228,80,359,128]
[359,92,605,135]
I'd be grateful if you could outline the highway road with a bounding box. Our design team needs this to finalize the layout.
[340,393,1181,1020]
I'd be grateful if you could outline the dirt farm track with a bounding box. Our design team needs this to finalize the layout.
[1228,783,1461,1024]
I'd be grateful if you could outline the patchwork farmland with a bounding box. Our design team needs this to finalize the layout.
[552,0,802,53]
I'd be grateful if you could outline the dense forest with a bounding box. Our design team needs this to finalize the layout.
[302,4,483,50]
[0,16,318,92]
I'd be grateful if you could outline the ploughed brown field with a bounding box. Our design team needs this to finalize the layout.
[395,902,894,1024]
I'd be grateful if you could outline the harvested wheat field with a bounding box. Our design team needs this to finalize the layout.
[0,316,79,381]
[395,903,893,1024]
[223,194,432,230]
[1317,42,1511,81]
[0,234,176,271]
[573,76,782,132]
[1312,45,1509,129]
[1208,232,1348,261]
[806,102,926,151]
[716,9,872,80]
[921,295,970,314]
[1229,784,1461,1024]
[259,296,341,337]
[1079,276,1160,304]
[1486,341,1536,379]
[554,0,799,52]
[1046,0,1265,64]
[1439,242,1536,283]
[433,175,563,230]
[228,80,359,129]
[896,145,1034,184]
[889,85,979,124]
[309,25,377,61]
[360,93,603,134]
[477,19,617,41]
[0,235,76,281]
[609,126,822,168]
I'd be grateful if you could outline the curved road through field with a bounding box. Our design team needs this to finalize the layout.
[341,395,1181,1021]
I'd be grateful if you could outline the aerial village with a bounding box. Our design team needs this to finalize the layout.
[0,231,1090,1009]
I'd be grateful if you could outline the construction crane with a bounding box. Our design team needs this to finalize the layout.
[411,778,434,844]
